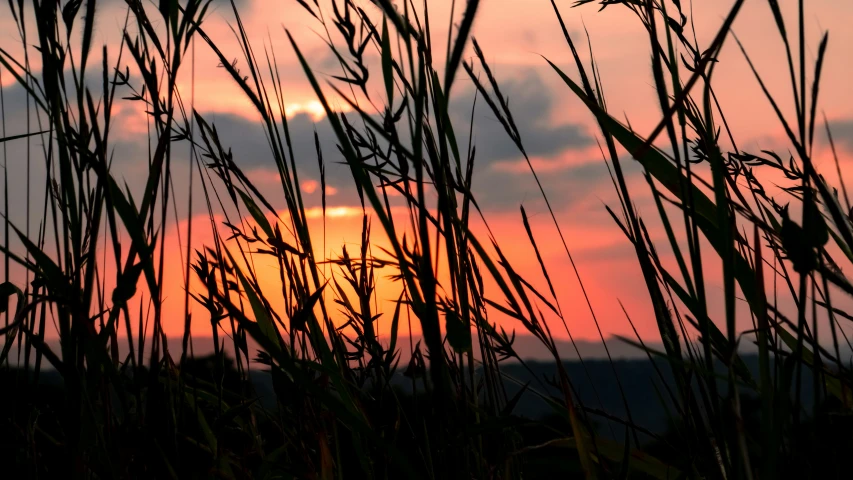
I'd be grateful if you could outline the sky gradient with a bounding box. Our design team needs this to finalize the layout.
[2,0,852,344]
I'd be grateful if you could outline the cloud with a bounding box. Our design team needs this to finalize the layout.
[182,68,606,213]
[450,71,592,164]
[193,110,362,205]
[828,119,853,153]
[0,62,607,234]
[442,71,609,210]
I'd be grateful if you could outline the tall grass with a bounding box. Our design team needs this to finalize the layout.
[521,1,853,477]
[0,0,851,478]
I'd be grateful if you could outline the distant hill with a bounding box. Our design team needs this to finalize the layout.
[244,354,815,439]
[2,333,663,368]
[4,332,832,439]
[6,350,820,443]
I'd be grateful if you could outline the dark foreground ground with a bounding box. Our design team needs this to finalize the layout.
[1,354,815,436]
[3,353,847,478]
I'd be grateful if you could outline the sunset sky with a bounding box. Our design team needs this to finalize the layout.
[2,0,852,344]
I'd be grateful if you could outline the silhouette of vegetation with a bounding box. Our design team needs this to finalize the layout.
[1,0,852,478]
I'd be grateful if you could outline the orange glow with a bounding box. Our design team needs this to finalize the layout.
[6,0,853,348]
[144,195,661,344]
